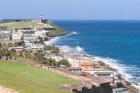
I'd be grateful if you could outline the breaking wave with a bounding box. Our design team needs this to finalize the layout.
[45,31,140,90]
[72,31,79,35]
[44,37,61,45]
[58,45,140,88]
[58,45,85,53]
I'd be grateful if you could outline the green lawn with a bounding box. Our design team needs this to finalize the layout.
[0,61,77,93]
[0,21,66,36]
[0,22,45,30]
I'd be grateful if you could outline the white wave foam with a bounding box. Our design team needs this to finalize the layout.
[75,46,84,52]
[59,45,139,82]
[59,45,73,52]
[59,45,85,53]
[44,37,60,45]
[58,45,140,89]
[93,56,140,84]
[66,31,79,36]
[72,31,79,35]
[44,31,140,89]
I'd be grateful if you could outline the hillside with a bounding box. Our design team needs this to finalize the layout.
[0,61,77,93]
[0,20,68,37]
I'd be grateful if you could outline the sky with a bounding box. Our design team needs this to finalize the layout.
[0,0,140,20]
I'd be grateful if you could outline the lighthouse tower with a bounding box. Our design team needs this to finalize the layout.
[40,14,44,23]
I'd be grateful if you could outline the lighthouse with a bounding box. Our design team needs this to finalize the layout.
[40,14,44,23]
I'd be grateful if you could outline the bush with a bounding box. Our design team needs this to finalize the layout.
[57,60,70,67]
[45,45,59,54]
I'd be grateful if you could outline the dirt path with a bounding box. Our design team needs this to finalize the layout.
[0,85,18,93]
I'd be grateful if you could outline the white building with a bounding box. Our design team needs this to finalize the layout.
[23,30,37,43]
[25,43,44,51]
[34,29,48,39]
[0,30,11,40]
[12,29,23,42]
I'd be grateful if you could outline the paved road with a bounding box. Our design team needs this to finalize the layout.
[0,85,18,93]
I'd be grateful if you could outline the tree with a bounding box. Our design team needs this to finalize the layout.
[0,43,2,49]
[57,60,70,67]
[24,50,33,58]
[44,45,59,54]
[37,36,44,44]
[7,43,14,48]
[7,50,10,60]
[10,50,17,60]
[47,58,57,67]
[0,50,3,59]
[1,49,10,60]
[33,50,45,67]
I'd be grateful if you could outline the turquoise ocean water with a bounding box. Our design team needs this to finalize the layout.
[52,20,140,84]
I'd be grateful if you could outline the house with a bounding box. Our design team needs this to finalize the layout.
[12,29,23,42]
[80,61,95,70]
[0,30,11,40]
[67,67,82,75]
[92,70,114,77]
[34,28,48,40]
[22,28,37,43]
[25,43,44,51]
[12,46,24,52]
[79,61,114,77]
[0,26,12,40]
[45,54,63,62]
[31,44,44,51]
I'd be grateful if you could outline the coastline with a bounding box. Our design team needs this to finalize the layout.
[44,31,73,45]
[46,30,140,92]
[0,19,139,92]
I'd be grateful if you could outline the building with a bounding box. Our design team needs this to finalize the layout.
[11,46,24,52]
[22,28,37,43]
[0,30,11,40]
[25,43,44,51]
[12,29,23,42]
[67,67,82,75]
[80,61,95,70]
[45,54,63,62]
[113,88,128,93]
[31,44,44,51]
[89,70,114,77]
[0,26,12,40]
[34,28,48,40]
[79,61,114,77]
[0,26,7,30]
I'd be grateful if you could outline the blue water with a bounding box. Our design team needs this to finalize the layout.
[53,20,140,82]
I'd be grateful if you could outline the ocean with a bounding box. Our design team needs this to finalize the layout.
[51,20,140,84]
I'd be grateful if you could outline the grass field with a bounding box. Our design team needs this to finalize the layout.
[0,22,45,30]
[0,61,77,93]
[0,21,66,36]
